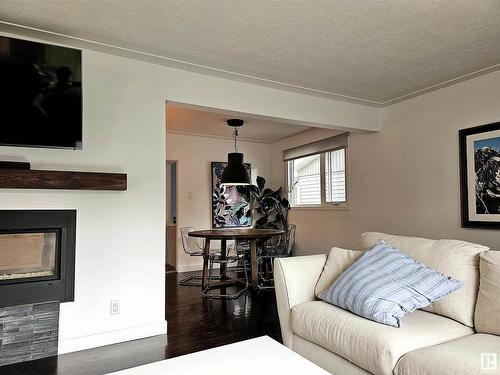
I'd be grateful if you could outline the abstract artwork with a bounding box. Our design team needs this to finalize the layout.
[460,122,500,228]
[211,162,252,228]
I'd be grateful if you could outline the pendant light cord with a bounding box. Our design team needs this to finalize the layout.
[233,128,239,153]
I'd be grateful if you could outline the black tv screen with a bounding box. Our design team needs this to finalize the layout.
[0,36,82,149]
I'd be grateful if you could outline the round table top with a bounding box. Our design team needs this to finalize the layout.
[188,228,284,240]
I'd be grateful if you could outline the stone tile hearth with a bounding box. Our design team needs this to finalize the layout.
[0,302,59,366]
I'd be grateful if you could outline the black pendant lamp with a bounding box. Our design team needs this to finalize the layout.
[220,119,251,186]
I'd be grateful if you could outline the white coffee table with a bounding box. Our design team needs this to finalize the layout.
[108,336,329,374]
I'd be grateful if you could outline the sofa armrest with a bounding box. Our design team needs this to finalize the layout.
[274,254,327,348]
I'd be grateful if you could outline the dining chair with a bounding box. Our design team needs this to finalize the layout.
[202,237,249,299]
[233,239,250,268]
[257,224,296,290]
[178,227,220,287]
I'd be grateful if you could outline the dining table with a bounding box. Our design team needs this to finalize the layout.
[188,228,284,289]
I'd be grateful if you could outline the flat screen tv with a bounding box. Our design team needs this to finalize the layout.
[0,36,82,149]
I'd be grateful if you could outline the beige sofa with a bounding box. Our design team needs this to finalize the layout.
[275,232,500,375]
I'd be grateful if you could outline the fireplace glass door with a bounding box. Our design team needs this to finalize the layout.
[0,231,58,283]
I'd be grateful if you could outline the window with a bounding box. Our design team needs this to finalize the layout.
[284,134,348,208]
[325,149,346,203]
[288,154,322,205]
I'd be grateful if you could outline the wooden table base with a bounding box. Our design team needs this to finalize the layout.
[250,240,259,289]
[201,239,210,290]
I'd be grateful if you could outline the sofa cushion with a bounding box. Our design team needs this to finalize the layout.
[314,247,364,298]
[319,241,463,328]
[361,232,487,327]
[395,334,500,375]
[291,301,473,375]
[475,251,500,335]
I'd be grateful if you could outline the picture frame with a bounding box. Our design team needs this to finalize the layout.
[459,121,500,229]
[211,162,252,228]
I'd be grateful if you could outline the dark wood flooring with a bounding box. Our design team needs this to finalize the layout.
[165,263,176,273]
[0,271,281,375]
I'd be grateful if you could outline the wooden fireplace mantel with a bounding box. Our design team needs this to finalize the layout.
[0,169,127,191]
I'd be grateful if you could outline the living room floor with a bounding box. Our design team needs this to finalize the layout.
[0,271,281,375]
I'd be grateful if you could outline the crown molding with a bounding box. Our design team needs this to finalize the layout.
[2,21,500,108]
[0,21,382,107]
[381,64,500,106]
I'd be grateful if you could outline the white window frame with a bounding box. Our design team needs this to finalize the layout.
[285,146,349,211]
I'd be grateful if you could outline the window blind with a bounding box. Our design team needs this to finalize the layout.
[283,133,349,161]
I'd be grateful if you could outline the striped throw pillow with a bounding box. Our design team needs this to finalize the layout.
[319,241,463,327]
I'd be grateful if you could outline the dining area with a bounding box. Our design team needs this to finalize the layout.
[178,225,296,299]
[169,117,296,299]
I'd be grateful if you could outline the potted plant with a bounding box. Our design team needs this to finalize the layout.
[243,176,291,232]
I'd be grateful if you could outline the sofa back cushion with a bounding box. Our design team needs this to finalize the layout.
[360,232,487,327]
[314,247,364,298]
[475,251,500,335]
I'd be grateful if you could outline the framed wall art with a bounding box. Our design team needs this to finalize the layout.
[211,162,252,228]
[459,121,500,228]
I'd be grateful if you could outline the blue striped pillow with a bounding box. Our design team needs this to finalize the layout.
[319,241,463,327]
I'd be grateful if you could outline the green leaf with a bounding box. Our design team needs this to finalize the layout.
[255,216,268,228]
[271,187,282,198]
[263,188,273,197]
[281,197,290,208]
[256,176,266,191]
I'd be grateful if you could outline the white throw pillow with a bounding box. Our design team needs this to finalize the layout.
[314,247,364,298]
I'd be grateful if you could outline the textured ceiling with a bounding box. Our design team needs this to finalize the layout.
[167,106,310,143]
[1,1,500,104]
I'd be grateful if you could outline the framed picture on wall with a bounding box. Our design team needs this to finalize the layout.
[211,162,252,228]
[459,121,500,228]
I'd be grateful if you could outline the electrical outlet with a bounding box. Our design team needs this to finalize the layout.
[110,300,120,315]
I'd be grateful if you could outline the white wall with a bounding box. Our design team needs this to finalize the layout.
[0,27,380,352]
[283,69,500,255]
[0,51,168,353]
[166,132,272,272]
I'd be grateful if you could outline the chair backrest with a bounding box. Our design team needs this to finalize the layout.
[179,227,203,255]
[284,224,296,256]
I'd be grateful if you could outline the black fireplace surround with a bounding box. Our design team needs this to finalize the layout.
[0,210,76,308]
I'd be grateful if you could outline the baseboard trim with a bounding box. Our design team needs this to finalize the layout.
[175,264,202,273]
[176,263,220,273]
[58,321,168,354]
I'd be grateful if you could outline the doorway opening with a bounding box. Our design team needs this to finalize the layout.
[166,160,177,275]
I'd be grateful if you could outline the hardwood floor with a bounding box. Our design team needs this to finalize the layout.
[0,271,281,375]
[165,263,176,273]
